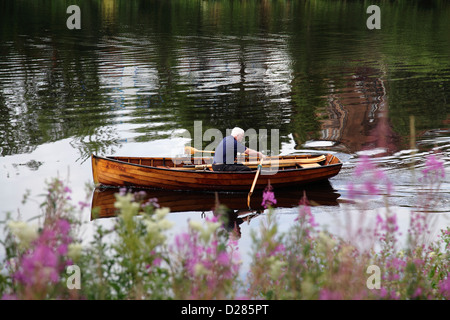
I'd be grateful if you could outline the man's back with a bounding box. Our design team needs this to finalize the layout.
[213,135,246,165]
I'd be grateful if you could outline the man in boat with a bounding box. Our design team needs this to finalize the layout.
[212,127,265,171]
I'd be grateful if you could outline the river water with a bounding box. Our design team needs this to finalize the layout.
[1,1,449,263]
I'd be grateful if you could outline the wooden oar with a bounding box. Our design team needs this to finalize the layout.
[191,155,326,170]
[177,161,320,171]
[247,157,264,209]
[184,146,215,155]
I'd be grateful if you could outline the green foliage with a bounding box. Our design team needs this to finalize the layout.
[0,154,449,299]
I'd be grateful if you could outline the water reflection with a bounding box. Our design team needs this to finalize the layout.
[90,182,341,239]
[318,67,399,155]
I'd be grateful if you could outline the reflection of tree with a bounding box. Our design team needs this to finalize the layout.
[0,1,118,158]
[323,68,400,154]
[388,69,449,146]
[166,38,294,151]
[1,0,449,161]
[0,36,113,157]
[69,126,122,164]
[0,90,39,155]
[119,0,295,151]
[285,3,417,154]
[289,76,326,149]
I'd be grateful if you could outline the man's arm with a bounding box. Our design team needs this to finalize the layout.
[244,148,265,159]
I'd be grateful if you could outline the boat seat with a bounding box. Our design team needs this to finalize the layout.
[299,163,321,168]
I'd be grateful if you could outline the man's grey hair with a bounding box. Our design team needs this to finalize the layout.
[231,127,245,137]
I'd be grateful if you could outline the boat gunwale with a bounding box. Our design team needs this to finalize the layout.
[94,154,342,174]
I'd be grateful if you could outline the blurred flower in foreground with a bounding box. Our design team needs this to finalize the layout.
[347,155,393,200]
[7,221,39,249]
[421,153,445,183]
[261,184,277,209]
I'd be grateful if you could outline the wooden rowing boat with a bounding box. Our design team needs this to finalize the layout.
[91,153,342,191]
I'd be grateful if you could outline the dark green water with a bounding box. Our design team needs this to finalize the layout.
[1,1,449,244]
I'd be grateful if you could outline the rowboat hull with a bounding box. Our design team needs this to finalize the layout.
[91,154,342,191]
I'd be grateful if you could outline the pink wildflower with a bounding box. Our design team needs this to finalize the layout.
[15,244,59,285]
[78,201,90,210]
[422,154,445,181]
[153,257,162,267]
[363,180,379,195]
[133,190,147,201]
[379,287,388,298]
[57,219,71,234]
[413,288,422,298]
[217,252,229,266]
[295,194,318,229]
[354,155,374,177]
[347,155,393,200]
[57,244,68,255]
[438,274,450,299]
[12,216,75,296]
[319,289,343,300]
[261,185,277,209]
[143,197,160,208]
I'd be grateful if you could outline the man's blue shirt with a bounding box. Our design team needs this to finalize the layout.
[213,136,247,164]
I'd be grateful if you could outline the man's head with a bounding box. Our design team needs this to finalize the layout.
[231,127,245,142]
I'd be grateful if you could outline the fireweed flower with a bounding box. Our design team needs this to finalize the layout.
[347,155,393,200]
[295,194,318,235]
[57,219,71,235]
[12,217,75,293]
[15,244,59,286]
[375,213,399,233]
[217,251,230,266]
[78,200,90,210]
[438,274,450,299]
[261,185,277,209]
[421,154,445,182]
[319,289,343,300]
[1,294,18,300]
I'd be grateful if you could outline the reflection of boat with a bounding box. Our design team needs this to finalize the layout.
[91,154,342,191]
[90,181,340,220]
